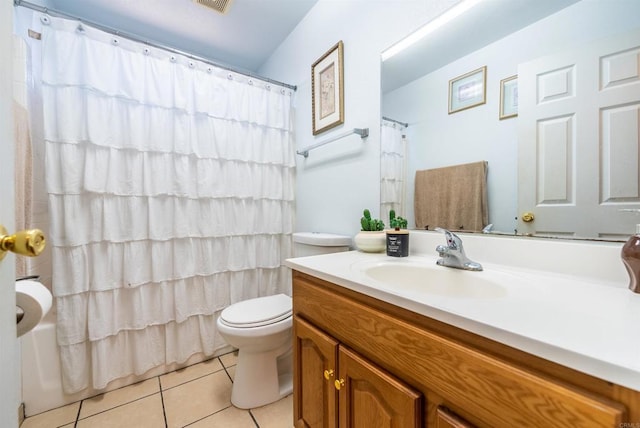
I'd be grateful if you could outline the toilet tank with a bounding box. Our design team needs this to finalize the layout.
[293,232,352,257]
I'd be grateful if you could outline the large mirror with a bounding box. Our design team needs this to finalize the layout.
[381,0,640,241]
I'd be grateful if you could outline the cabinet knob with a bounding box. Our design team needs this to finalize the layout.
[323,369,334,380]
[334,378,345,390]
[521,212,535,223]
[0,225,46,261]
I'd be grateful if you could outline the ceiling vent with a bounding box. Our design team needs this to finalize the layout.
[193,0,234,14]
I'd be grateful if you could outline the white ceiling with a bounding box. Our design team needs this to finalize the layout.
[41,0,318,72]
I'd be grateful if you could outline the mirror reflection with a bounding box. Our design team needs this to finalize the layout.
[381,0,640,241]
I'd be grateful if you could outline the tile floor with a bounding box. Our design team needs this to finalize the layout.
[21,351,293,428]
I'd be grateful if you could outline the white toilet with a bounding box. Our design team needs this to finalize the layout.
[217,232,351,409]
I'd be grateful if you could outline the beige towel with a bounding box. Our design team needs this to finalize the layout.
[414,161,488,232]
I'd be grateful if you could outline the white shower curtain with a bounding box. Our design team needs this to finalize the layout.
[380,119,407,224]
[41,16,295,393]
[13,35,33,280]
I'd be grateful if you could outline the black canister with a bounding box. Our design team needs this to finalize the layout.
[386,229,409,257]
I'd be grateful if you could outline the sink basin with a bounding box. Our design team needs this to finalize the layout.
[361,261,508,299]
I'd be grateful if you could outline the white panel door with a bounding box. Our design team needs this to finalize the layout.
[518,29,640,239]
[1,1,18,427]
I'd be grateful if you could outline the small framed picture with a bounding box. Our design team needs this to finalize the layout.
[312,41,344,135]
[448,66,487,114]
[499,75,518,120]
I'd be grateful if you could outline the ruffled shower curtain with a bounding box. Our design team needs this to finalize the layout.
[41,16,295,393]
[13,35,33,279]
[380,119,407,223]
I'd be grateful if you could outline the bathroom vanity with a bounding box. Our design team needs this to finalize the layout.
[286,233,640,427]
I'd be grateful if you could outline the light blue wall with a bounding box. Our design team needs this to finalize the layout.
[259,0,461,239]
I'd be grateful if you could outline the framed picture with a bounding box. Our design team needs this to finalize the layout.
[312,41,344,135]
[499,75,518,120]
[448,66,487,114]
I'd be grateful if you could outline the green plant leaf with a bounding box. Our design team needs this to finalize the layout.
[361,217,369,231]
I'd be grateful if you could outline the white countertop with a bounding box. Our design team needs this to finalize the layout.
[285,249,640,392]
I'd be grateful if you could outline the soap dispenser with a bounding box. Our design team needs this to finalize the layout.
[621,209,640,293]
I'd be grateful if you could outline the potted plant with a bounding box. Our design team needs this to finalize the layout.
[388,209,408,230]
[387,210,409,257]
[354,209,386,252]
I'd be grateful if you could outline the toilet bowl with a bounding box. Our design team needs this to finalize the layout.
[217,232,351,409]
[216,294,293,409]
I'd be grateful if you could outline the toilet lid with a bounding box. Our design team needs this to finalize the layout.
[220,294,292,328]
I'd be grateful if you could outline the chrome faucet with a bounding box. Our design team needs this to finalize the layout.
[435,228,483,271]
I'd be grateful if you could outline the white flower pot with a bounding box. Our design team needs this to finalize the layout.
[354,231,386,253]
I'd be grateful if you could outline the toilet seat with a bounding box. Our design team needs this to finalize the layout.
[220,294,292,328]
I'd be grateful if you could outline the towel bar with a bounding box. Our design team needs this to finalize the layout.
[297,128,369,158]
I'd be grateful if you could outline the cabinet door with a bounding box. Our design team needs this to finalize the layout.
[337,346,421,428]
[294,317,339,428]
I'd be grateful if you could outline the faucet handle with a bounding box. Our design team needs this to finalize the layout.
[434,227,462,249]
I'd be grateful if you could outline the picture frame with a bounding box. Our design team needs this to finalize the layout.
[312,41,344,135]
[448,66,487,114]
[499,75,518,120]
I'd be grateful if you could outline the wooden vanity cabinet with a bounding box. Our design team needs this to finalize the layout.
[292,270,640,428]
[294,316,421,428]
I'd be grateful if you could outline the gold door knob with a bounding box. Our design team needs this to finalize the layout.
[521,212,535,223]
[323,369,334,380]
[334,379,345,390]
[0,225,46,261]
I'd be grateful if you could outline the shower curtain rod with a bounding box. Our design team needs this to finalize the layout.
[13,0,297,91]
[382,116,408,128]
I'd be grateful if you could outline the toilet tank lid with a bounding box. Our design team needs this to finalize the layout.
[293,232,352,247]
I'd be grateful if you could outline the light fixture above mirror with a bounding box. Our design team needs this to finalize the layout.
[381,0,484,62]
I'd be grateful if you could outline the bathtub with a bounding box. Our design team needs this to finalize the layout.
[21,311,85,416]
[21,310,233,416]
